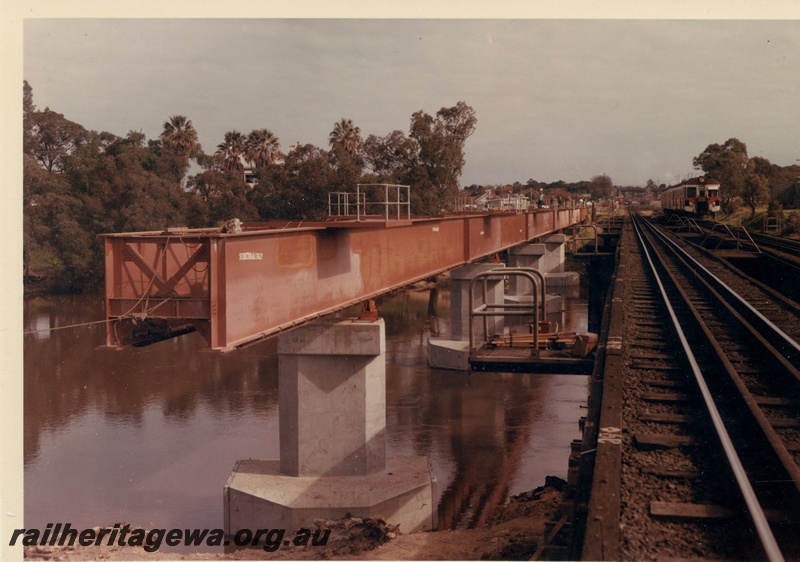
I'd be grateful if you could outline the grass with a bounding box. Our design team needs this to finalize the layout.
[716,207,800,237]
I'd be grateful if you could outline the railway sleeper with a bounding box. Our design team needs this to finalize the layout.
[650,501,734,520]
[634,433,698,449]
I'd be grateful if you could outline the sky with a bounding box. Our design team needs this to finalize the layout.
[20,15,800,188]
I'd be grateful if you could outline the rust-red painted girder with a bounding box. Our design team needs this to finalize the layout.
[101,208,588,351]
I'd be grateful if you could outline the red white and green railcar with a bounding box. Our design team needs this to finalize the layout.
[659,176,721,219]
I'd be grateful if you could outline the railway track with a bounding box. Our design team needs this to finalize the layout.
[747,229,800,256]
[613,211,800,561]
[696,221,800,258]
[684,220,800,304]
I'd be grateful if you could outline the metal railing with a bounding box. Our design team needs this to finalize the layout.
[468,268,544,358]
[700,223,762,253]
[764,217,781,234]
[328,184,411,222]
[571,224,599,254]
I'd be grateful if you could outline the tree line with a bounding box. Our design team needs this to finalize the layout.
[464,174,614,202]
[23,81,476,292]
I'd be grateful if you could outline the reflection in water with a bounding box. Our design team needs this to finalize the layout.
[23,287,589,548]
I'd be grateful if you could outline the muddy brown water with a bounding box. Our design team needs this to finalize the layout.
[23,287,590,550]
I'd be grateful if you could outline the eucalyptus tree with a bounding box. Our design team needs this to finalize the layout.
[246,128,282,169]
[693,138,750,212]
[256,143,335,221]
[361,130,418,182]
[742,171,770,216]
[215,130,247,172]
[409,101,477,212]
[27,108,88,173]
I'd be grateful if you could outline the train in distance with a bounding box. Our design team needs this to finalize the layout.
[658,175,721,219]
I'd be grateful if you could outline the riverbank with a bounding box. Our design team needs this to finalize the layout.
[23,480,567,561]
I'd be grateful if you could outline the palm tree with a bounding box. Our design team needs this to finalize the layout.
[215,130,246,172]
[246,129,282,169]
[160,115,197,157]
[328,118,362,157]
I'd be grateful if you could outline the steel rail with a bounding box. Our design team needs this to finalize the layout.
[747,229,800,254]
[631,212,785,562]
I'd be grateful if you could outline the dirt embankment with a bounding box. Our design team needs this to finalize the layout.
[23,479,568,561]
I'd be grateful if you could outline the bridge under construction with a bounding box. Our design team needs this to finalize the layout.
[101,202,590,352]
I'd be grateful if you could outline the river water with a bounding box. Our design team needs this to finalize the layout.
[23,285,590,549]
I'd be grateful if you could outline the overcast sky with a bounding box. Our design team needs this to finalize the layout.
[22,17,800,187]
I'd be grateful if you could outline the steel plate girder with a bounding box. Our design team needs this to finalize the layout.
[102,208,587,351]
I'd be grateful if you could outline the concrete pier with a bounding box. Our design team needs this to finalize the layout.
[508,235,579,289]
[428,264,504,371]
[225,318,437,535]
[449,263,506,341]
[429,236,577,371]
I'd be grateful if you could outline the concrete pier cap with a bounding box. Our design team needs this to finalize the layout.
[225,317,437,537]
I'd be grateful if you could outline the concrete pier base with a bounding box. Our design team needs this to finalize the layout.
[225,457,436,534]
[225,318,436,535]
[428,339,472,371]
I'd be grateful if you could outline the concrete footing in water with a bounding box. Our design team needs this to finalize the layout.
[225,318,437,535]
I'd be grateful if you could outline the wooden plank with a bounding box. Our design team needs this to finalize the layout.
[767,417,800,428]
[641,465,701,479]
[650,501,733,519]
[634,433,696,449]
[755,397,794,407]
[638,412,695,424]
[641,391,690,403]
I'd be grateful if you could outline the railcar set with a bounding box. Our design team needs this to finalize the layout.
[659,175,721,218]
